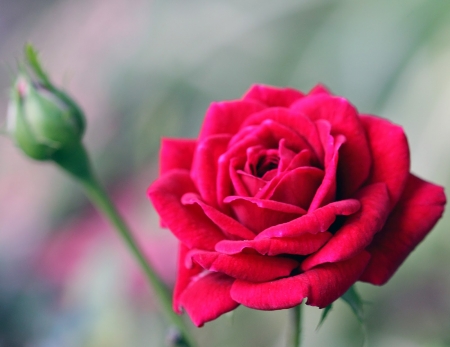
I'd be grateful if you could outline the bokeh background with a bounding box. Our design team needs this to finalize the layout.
[0,0,449,346]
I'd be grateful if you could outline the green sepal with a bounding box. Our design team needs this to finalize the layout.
[316,304,333,330]
[341,285,364,323]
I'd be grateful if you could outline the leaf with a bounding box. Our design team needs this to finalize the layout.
[24,43,52,88]
[341,285,364,323]
[316,303,333,330]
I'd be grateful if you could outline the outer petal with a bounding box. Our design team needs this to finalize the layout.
[160,138,197,175]
[256,199,361,239]
[290,95,371,197]
[215,232,332,256]
[148,170,226,250]
[188,250,299,282]
[173,244,202,314]
[231,251,371,310]
[181,193,256,240]
[178,272,239,327]
[191,134,231,207]
[198,100,265,141]
[361,174,446,285]
[308,84,332,96]
[361,115,410,210]
[242,84,304,108]
[301,183,390,270]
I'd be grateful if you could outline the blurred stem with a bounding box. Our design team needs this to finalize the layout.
[288,305,302,347]
[52,143,197,347]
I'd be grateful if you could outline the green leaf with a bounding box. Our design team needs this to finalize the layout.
[24,44,52,88]
[341,285,364,323]
[316,303,333,330]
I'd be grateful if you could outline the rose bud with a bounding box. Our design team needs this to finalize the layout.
[148,84,446,327]
[7,74,85,161]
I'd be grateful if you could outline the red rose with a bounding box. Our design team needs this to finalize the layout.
[148,84,446,327]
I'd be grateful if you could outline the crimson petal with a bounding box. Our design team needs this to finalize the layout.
[191,134,231,207]
[361,115,410,210]
[290,95,371,197]
[188,250,299,282]
[301,183,390,270]
[178,272,239,327]
[231,251,370,310]
[224,196,306,234]
[181,193,256,240]
[215,232,332,256]
[148,170,226,250]
[360,174,446,285]
[173,244,202,314]
[198,100,265,141]
[160,138,197,175]
[242,84,304,107]
[256,199,361,239]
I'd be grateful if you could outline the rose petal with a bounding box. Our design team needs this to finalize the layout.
[241,108,324,162]
[308,121,346,211]
[230,251,371,310]
[181,192,256,240]
[242,84,304,107]
[198,100,265,141]
[173,244,202,314]
[224,196,306,234]
[160,138,197,175]
[301,183,390,270]
[215,232,332,256]
[308,84,332,96]
[290,95,371,197]
[361,115,410,210]
[256,199,361,239]
[191,134,231,207]
[188,250,299,282]
[360,174,446,285]
[179,272,239,327]
[268,167,324,210]
[148,170,226,250]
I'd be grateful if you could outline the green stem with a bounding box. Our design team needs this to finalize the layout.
[52,144,197,347]
[288,305,302,347]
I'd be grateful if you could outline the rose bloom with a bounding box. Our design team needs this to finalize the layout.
[148,84,446,327]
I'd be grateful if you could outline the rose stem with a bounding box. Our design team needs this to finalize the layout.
[52,143,197,347]
[288,304,303,347]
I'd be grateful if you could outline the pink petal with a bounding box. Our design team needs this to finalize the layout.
[308,121,346,211]
[308,84,332,96]
[290,95,371,197]
[191,134,231,207]
[301,183,390,270]
[230,251,371,310]
[230,157,251,197]
[256,199,361,239]
[160,138,197,175]
[148,170,225,250]
[173,244,202,314]
[188,250,299,282]
[237,170,266,197]
[215,232,332,256]
[242,84,304,107]
[178,272,239,327]
[198,100,265,141]
[224,196,306,234]
[181,193,256,240]
[268,167,324,210]
[361,174,446,285]
[361,115,410,210]
[241,108,324,162]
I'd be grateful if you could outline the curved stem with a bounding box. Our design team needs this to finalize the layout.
[288,304,302,347]
[53,144,197,347]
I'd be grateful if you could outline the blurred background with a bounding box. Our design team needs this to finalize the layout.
[0,0,449,346]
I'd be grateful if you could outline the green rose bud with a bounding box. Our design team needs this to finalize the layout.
[7,74,85,160]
